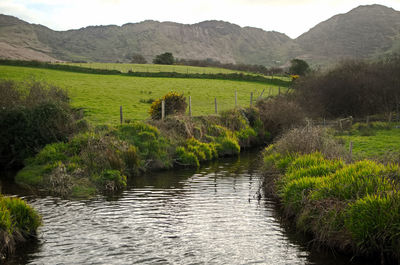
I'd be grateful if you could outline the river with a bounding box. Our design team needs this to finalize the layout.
[1,152,374,265]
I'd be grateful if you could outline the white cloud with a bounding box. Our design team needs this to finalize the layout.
[1,0,400,38]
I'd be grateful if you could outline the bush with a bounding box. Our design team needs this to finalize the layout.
[93,170,127,192]
[175,146,199,167]
[294,57,400,118]
[216,136,240,156]
[256,96,306,137]
[149,91,187,120]
[153,52,174,65]
[273,126,348,160]
[0,79,76,168]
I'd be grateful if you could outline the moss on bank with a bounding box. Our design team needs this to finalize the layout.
[0,195,42,260]
[263,130,400,263]
[16,108,268,198]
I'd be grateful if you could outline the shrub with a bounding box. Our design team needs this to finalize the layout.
[294,57,400,118]
[149,91,187,120]
[273,126,348,160]
[93,170,127,192]
[216,136,240,156]
[175,146,199,167]
[256,96,306,137]
[0,79,76,168]
[0,196,41,236]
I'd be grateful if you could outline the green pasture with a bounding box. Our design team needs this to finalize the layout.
[0,65,286,124]
[339,123,400,160]
[62,62,246,74]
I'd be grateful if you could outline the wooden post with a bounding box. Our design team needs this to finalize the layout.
[323,118,326,127]
[268,87,272,97]
[250,92,253,106]
[278,87,281,95]
[161,100,165,121]
[214,97,218,114]
[120,106,123,124]
[235,90,237,107]
[349,141,353,157]
[258,88,265,99]
[388,112,392,125]
[189,96,192,117]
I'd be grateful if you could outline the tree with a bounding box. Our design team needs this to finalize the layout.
[153,52,174,65]
[289,59,310,76]
[131,53,147,64]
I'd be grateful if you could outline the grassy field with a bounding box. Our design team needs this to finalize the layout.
[0,65,286,124]
[61,62,248,74]
[338,123,400,160]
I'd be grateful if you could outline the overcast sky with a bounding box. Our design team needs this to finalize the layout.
[1,0,400,38]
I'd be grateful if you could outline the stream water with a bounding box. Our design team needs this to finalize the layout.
[1,152,375,265]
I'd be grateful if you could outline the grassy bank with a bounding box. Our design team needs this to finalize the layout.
[0,65,287,124]
[16,107,269,198]
[0,195,41,260]
[262,127,400,263]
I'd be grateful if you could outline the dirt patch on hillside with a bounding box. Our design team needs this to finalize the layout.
[0,42,59,62]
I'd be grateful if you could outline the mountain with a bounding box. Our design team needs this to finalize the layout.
[0,4,399,66]
[296,4,400,65]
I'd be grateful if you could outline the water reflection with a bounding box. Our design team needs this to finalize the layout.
[3,153,376,265]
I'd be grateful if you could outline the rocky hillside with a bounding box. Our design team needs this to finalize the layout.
[0,4,399,66]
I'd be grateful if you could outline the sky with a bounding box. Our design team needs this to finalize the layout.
[0,0,400,38]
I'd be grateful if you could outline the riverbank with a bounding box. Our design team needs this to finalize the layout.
[262,126,400,264]
[15,107,269,198]
[0,194,41,260]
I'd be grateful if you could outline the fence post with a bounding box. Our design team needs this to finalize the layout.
[349,141,353,158]
[235,90,237,107]
[161,100,165,121]
[250,92,253,107]
[120,106,123,124]
[278,87,281,95]
[189,96,192,117]
[214,97,218,114]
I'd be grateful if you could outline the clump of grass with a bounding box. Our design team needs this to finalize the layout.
[0,195,42,258]
[345,193,400,258]
[310,160,395,201]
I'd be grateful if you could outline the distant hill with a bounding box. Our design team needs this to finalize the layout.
[296,4,400,65]
[0,4,399,67]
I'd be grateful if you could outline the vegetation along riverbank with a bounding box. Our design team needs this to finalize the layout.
[261,55,400,264]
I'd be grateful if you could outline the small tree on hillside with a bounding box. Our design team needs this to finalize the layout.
[131,53,147,64]
[153,52,174,65]
[289,59,310,76]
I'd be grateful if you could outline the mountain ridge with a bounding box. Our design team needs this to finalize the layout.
[0,4,399,66]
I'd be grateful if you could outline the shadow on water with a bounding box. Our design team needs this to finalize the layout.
[1,151,380,265]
